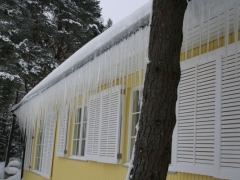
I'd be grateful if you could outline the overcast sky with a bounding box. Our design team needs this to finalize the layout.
[99,0,149,25]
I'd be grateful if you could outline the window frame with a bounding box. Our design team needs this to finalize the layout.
[70,105,88,158]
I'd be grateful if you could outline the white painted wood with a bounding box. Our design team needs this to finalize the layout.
[41,111,56,179]
[56,106,69,157]
[85,93,101,161]
[24,128,33,170]
[86,85,123,164]
[98,85,122,164]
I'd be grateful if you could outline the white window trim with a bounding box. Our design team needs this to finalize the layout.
[68,156,88,162]
[71,105,88,157]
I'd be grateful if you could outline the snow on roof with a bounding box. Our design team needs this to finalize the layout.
[12,2,151,111]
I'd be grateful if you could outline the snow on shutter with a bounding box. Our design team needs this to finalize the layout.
[56,106,69,157]
[85,94,101,161]
[177,60,216,166]
[220,53,240,178]
[98,85,122,164]
[41,111,56,179]
[24,128,34,170]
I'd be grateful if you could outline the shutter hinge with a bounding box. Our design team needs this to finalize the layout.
[64,149,67,155]
[117,153,122,159]
[121,89,125,95]
[32,136,34,139]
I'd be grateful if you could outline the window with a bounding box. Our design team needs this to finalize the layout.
[35,121,44,171]
[72,106,88,156]
[128,89,142,160]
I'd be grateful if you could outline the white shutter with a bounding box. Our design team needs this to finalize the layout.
[177,66,195,163]
[56,106,69,157]
[220,53,240,179]
[177,59,216,173]
[195,61,216,165]
[24,128,33,170]
[41,111,56,179]
[98,85,122,164]
[85,94,101,160]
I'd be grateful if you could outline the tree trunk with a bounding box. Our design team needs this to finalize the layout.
[129,0,188,179]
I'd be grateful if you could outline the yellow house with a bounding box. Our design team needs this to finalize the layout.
[13,1,240,180]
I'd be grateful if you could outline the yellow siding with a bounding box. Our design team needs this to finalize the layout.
[24,170,46,180]
[24,168,224,180]
[167,172,223,180]
[51,158,127,180]
[180,31,240,61]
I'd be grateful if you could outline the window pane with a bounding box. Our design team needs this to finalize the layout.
[73,124,81,139]
[72,140,80,155]
[82,123,87,139]
[75,108,82,123]
[132,90,140,113]
[131,114,139,136]
[81,140,85,156]
[35,158,39,170]
[83,106,88,122]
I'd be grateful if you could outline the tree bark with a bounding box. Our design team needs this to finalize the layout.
[129,0,188,179]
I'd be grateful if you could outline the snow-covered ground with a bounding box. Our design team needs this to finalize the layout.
[0,162,5,180]
[0,161,21,180]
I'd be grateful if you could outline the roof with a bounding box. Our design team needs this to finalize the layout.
[12,2,152,111]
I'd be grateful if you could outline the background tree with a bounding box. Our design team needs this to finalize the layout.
[0,0,103,161]
[104,18,113,30]
[128,0,189,179]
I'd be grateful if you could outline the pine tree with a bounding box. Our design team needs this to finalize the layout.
[104,18,113,30]
[0,0,104,161]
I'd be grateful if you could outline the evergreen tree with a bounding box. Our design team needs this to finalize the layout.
[0,0,104,161]
[105,18,113,30]
[0,113,11,161]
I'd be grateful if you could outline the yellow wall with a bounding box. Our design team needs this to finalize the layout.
[167,173,223,180]
[180,31,240,61]
[24,170,46,180]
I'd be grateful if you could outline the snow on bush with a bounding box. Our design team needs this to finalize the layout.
[4,167,19,175]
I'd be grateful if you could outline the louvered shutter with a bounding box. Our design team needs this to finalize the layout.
[220,53,240,179]
[56,106,69,157]
[195,61,216,165]
[178,66,196,163]
[41,111,56,179]
[98,85,122,164]
[24,128,34,170]
[177,59,216,171]
[85,94,101,161]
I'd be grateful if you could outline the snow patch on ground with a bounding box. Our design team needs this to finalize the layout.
[5,171,21,180]
[0,162,5,180]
